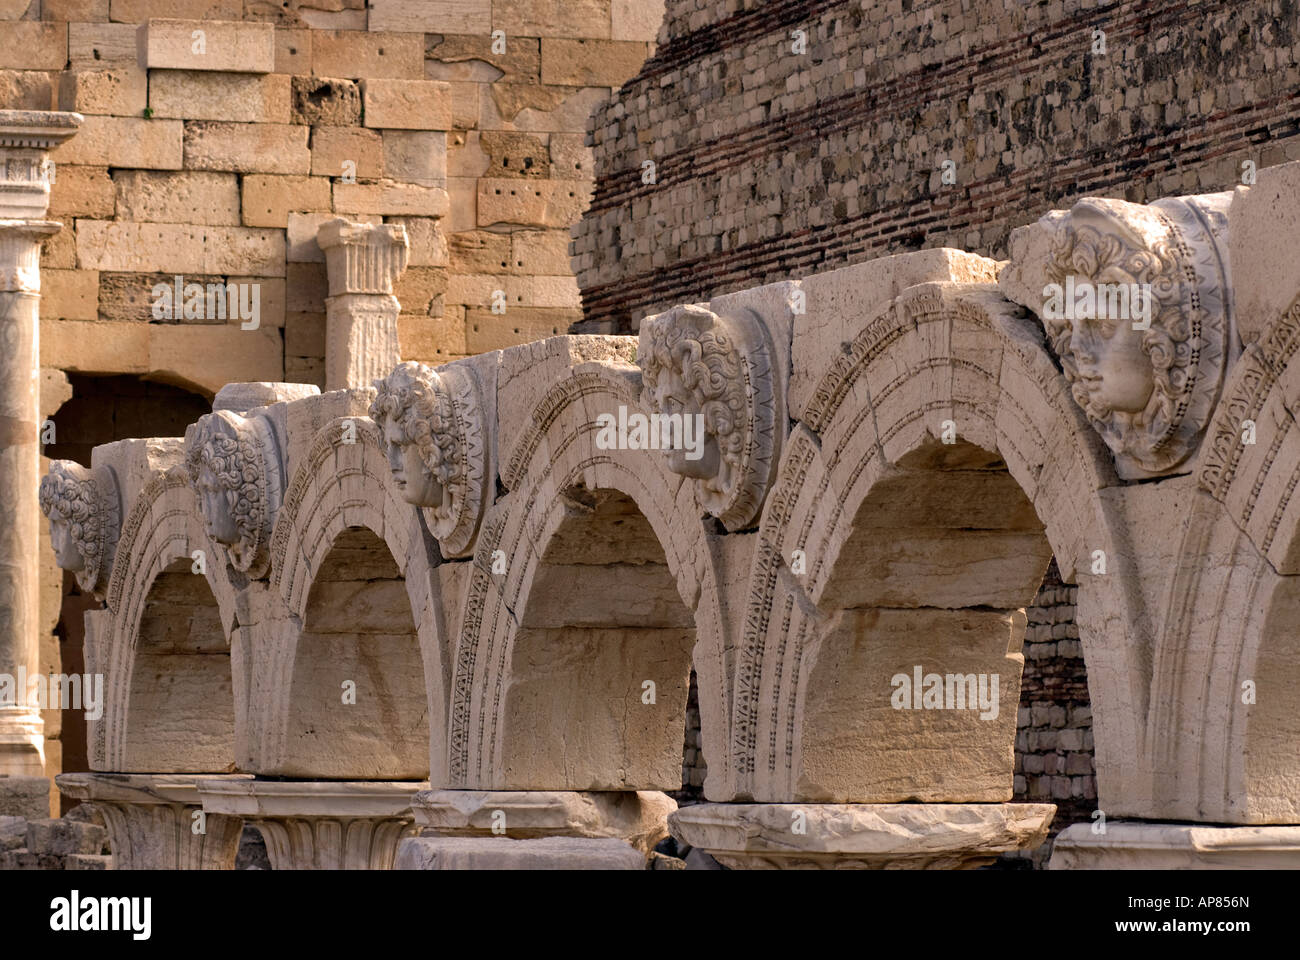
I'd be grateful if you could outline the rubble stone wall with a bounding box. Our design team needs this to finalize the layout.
[572,0,1300,333]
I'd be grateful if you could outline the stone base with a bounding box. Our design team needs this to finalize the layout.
[56,773,248,870]
[1049,821,1300,869]
[412,790,674,854]
[396,835,646,870]
[669,802,1057,869]
[198,779,425,869]
[0,707,46,777]
[0,775,51,819]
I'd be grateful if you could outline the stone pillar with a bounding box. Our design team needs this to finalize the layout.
[395,790,673,869]
[56,773,247,870]
[0,110,81,778]
[198,779,424,869]
[316,219,409,392]
[668,802,1057,869]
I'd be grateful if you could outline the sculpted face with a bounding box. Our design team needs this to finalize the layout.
[1067,314,1155,416]
[652,360,722,480]
[383,415,444,508]
[197,466,240,545]
[49,516,83,572]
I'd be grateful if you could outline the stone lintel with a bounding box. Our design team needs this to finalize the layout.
[1049,821,1300,870]
[395,835,647,870]
[669,802,1057,870]
[412,789,675,854]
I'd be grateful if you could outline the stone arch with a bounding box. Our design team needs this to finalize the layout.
[730,282,1143,804]
[448,363,731,792]
[1154,291,1300,822]
[98,467,241,771]
[263,416,444,778]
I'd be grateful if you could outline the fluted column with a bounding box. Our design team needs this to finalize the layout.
[316,219,409,391]
[0,110,81,776]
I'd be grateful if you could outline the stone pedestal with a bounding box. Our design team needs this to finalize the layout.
[1049,821,1300,869]
[56,772,248,870]
[0,110,81,778]
[198,779,425,869]
[669,802,1057,869]
[316,219,409,391]
[411,789,674,855]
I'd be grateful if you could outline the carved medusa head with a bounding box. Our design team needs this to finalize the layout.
[370,361,462,511]
[1041,196,1229,477]
[39,461,100,576]
[184,410,269,571]
[639,304,747,487]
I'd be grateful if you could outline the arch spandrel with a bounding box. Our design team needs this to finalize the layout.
[449,350,734,795]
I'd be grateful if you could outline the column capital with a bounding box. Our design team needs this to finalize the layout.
[0,110,83,222]
[316,218,409,296]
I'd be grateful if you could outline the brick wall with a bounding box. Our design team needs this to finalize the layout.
[572,0,1300,333]
[0,0,663,394]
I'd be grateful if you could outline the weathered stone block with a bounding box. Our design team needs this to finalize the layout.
[312,30,423,80]
[58,66,147,116]
[25,818,106,856]
[75,220,285,276]
[110,0,242,19]
[149,70,290,122]
[540,39,648,86]
[39,269,99,320]
[0,21,66,70]
[369,0,488,34]
[477,179,591,227]
[69,21,135,65]
[480,130,549,179]
[382,130,445,186]
[53,116,183,170]
[241,174,331,228]
[493,0,612,40]
[291,75,360,126]
[113,169,240,226]
[611,0,664,41]
[184,121,310,174]
[310,124,383,180]
[49,165,115,220]
[333,180,448,216]
[137,18,274,73]
[0,70,54,110]
[362,78,451,130]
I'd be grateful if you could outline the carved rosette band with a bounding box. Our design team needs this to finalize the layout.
[638,304,780,531]
[183,409,284,579]
[38,460,121,596]
[370,361,487,557]
[1034,194,1235,478]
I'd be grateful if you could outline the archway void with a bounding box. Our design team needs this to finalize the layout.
[286,526,428,779]
[125,557,234,771]
[798,438,1053,802]
[501,487,696,790]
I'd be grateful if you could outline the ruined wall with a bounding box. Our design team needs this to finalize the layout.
[0,0,662,395]
[573,0,1300,332]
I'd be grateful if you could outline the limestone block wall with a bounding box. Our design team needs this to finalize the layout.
[572,0,1300,333]
[0,0,663,395]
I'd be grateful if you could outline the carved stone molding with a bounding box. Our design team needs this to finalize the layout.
[198,779,423,870]
[184,409,285,580]
[1003,193,1235,479]
[370,360,487,557]
[57,773,247,870]
[638,303,780,530]
[0,110,82,221]
[38,460,121,596]
[316,219,410,297]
